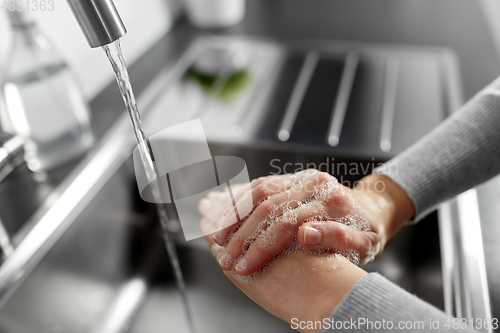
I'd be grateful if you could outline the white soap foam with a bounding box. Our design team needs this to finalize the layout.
[207,171,378,284]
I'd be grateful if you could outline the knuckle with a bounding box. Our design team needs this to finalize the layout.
[254,184,272,199]
[268,177,285,192]
[251,176,268,188]
[227,234,245,254]
[275,217,295,235]
[253,239,274,256]
[335,226,350,248]
[315,172,333,184]
[325,188,351,207]
[297,202,320,221]
[246,247,273,269]
[367,220,379,234]
[258,200,275,215]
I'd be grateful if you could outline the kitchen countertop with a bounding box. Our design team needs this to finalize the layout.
[1,0,499,325]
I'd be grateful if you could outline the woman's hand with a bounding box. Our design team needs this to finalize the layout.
[199,170,414,276]
[199,193,367,333]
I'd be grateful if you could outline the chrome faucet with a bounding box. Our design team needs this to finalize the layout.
[66,0,127,48]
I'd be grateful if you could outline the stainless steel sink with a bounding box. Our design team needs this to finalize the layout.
[0,35,492,332]
[0,153,444,333]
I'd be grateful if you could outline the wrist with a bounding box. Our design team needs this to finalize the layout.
[354,174,415,241]
[295,256,367,333]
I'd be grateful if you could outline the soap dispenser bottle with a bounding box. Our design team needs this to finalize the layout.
[1,9,94,172]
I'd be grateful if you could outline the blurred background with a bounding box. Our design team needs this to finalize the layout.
[0,0,182,99]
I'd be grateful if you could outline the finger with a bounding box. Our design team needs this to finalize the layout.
[244,169,316,194]
[200,217,229,265]
[212,176,292,245]
[240,175,291,211]
[214,170,323,245]
[234,171,318,214]
[222,173,334,268]
[319,185,355,218]
[205,190,232,211]
[198,190,233,223]
[297,221,376,257]
[224,183,248,195]
[224,182,252,221]
[199,195,235,251]
[207,190,230,200]
[229,203,326,275]
[243,168,320,205]
[198,198,213,216]
[214,169,336,246]
[229,175,283,208]
[200,218,216,245]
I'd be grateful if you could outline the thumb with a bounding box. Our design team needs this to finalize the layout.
[298,221,375,258]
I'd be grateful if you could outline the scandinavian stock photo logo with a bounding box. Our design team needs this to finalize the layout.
[132,119,253,241]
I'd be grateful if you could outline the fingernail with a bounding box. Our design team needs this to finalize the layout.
[235,258,247,273]
[304,226,322,245]
[218,252,232,268]
[213,230,226,244]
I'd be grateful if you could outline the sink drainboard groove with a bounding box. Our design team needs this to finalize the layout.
[327,52,359,147]
[277,50,320,142]
[379,57,400,153]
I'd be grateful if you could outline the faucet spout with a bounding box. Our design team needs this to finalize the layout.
[67,0,127,48]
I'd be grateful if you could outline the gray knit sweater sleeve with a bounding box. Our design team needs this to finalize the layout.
[376,77,500,220]
[323,273,476,333]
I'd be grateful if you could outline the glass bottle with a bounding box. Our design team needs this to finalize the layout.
[0,9,94,172]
